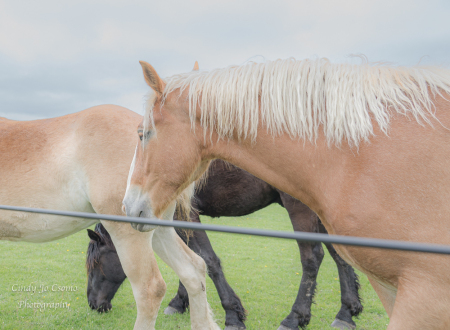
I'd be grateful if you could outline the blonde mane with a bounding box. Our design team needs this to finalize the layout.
[156,57,450,147]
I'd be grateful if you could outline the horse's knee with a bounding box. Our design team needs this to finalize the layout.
[204,255,222,277]
[153,277,167,299]
[137,275,166,300]
[301,243,324,274]
[179,258,207,295]
[314,244,325,263]
[192,253,207,275]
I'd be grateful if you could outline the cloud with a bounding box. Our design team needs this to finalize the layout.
[0,0,449,120]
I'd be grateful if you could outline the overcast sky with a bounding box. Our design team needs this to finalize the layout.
[0,0,449,120]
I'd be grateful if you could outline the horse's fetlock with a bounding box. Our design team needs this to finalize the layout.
[349,301,363,316]
[221,297,236,310]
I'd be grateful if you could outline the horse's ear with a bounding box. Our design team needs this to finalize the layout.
[139,61,165,95]
[193,61,199,71]
[87,229,101,243]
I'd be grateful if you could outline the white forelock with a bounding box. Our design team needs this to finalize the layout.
[153,57,450,147]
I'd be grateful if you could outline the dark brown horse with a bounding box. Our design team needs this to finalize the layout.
[87,160,362,330]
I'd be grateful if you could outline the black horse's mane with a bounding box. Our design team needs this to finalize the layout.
[86,223,114,273]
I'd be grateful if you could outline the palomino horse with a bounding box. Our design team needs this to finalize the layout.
[88,159,363,330]
[124,58,450,330]
[0,106,219,330]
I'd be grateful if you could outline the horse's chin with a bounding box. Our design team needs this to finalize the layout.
[130,222,158,232]
[88,300,112,313]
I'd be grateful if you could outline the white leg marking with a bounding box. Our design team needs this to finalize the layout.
[153,226,220,330]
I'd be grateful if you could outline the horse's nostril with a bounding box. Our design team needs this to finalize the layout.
[121,205,126,214]
[138,211,143,217]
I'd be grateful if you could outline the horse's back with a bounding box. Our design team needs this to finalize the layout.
[0,104,140,179]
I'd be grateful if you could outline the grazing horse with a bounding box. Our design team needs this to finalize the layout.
[124,58,450,330]
[0,105,219,330]
[87,159,363,330]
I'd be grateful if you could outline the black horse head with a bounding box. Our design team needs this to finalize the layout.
[86,223,126,313]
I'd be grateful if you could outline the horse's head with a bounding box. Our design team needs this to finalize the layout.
[123,62,210,232]
[86,224,126,313]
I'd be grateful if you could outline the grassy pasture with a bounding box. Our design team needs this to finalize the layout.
[0,204,388,329]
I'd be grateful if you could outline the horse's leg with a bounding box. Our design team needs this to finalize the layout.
[319,222,363,329]
[387,275,450,330]
[100,220,165,330]
[278,192,324,330]
[152,226,221,330]
[367,276,396,317]
[163,227,192,315]
[166,212,247,330]
[165,277,190,314]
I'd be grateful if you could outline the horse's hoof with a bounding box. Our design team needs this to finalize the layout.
[164,306,181,315]
[224,326,246,330]
[277,326,294,330]
[331,319,356,329]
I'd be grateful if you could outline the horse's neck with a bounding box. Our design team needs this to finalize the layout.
[209,130,348,220]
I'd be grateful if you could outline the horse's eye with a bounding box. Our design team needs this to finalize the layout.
[138,130,143,141]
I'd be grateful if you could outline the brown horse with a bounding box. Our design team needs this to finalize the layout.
[0,105,219,330]
[88,159,363,330]
[124,58,450,330]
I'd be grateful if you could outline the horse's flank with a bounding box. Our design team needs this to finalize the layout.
[155,58,450,147]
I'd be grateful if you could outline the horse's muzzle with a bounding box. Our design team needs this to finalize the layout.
[130,222,158,232]
[123,186,159,232]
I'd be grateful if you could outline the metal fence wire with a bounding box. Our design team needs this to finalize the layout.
[1,204,450,255]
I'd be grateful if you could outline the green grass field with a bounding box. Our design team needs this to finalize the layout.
[0,204,389,329]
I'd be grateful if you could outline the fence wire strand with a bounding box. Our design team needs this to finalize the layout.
[1,205,450,255]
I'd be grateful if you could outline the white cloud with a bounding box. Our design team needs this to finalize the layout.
[0,0,449,119]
